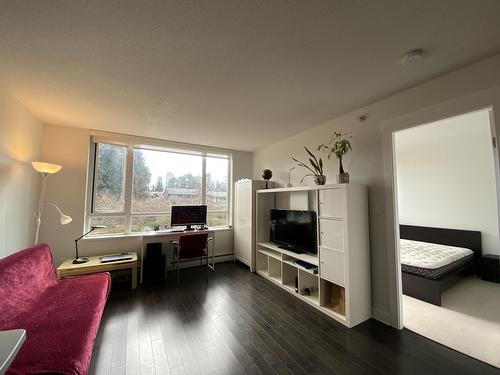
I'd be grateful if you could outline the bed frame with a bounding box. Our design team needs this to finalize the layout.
[400,225,482,306]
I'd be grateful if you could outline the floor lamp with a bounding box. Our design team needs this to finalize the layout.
[32,162,72,243]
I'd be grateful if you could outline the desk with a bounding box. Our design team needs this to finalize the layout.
[0,329,26,375]
[141,229,215,283]
[57,252,138,289]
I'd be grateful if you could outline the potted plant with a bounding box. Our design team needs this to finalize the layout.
[291,147,326,185]
[317,131,352,183]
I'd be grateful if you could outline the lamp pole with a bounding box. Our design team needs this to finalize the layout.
[32,162,64,244]
[34,173,49,244]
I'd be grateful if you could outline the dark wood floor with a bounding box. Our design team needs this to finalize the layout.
[90,262,500,375]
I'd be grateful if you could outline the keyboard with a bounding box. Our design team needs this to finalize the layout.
[100,254,133,263]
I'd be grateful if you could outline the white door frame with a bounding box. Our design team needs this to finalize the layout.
[381,86,500,329]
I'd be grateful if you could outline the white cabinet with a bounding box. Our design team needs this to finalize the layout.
[320,247,345,286]
[319,219,344,251]
[319,188,346,218]
[318,185,371,327]
[235,181,252,266]
[234,179,267,271]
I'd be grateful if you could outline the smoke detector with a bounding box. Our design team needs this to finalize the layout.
[401,49,424,65]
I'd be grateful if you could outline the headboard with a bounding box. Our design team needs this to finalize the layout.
[399,225,482,259]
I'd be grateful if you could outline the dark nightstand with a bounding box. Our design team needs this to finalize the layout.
[479,254,500,283]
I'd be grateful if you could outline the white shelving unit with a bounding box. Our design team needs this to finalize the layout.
[255,183,371,328]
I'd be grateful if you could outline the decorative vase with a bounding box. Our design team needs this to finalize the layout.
[337,158,349,183]
[313,175,326,185]
[337,173,349,184]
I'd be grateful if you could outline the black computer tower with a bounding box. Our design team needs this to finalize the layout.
[143,242,166,284]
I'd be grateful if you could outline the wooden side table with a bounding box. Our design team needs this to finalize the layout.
[57,252,138,289]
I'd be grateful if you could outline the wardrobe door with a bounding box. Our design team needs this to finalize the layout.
[234,181,252,266]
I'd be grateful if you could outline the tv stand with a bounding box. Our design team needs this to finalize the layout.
[255,184,371,328]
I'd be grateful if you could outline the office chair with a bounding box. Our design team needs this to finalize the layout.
[171,233,214,284]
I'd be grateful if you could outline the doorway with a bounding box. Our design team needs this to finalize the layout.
[391,108,500,367]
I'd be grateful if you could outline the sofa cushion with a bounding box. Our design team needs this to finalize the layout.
[0,243,57,329]
[7,272,111,375]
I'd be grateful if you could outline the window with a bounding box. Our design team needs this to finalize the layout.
[131,149,202,213]
[206,156,229,226]
[87,139,231,235]
[94,143,126,212]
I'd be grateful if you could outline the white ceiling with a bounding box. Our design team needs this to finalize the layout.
[1,1,500,151]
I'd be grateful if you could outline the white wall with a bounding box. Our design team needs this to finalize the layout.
[395,109,499,255]
[253,53,500,326]
[0,88,43,257]
[38,124,253,265]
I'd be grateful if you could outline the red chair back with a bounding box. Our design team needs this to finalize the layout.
[178,233,208,259]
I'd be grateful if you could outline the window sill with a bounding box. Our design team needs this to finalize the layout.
[81,226,232,241]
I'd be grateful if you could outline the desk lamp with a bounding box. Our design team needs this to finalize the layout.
[73,226,106,264]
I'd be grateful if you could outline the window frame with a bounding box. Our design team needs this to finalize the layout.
[85,136,232,236]
[91,142,128,214]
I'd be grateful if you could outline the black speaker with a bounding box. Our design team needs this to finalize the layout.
[143,242,165,284]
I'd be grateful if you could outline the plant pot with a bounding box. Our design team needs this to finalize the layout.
[337,173,349,184]
[313,175,326,185]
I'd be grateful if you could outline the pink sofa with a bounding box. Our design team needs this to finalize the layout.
[0,244,111,375]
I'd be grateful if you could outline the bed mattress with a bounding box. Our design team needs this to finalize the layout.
[400,239,474,280]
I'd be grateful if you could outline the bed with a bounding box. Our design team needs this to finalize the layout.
[400,225,482,306]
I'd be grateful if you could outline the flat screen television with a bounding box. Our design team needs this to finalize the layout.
[171,205,207,230]
[269,209,317,254]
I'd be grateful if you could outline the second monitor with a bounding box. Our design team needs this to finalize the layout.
[171,205,207,230]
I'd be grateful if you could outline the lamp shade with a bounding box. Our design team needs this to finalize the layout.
[60,214,73,225]
[32,162,62,174]
[48,203,72,225]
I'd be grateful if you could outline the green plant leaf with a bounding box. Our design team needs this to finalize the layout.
[304,146,320,167]
[291,157,316,174]
[304,146,315,159]
[309,158,319,172]
[329,132,353,160]
[300,173,314,183]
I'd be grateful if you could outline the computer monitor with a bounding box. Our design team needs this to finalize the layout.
[171,205,207,230]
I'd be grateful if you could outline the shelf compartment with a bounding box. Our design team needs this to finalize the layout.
[282,261,298,293]
[282,257,318,276]
[257,248,281,260]
[320,279,346,316]
[256,251,269,276]
[258,242,319,266]
[298,269,319,305]
[268,256,282,283]
[302,290,319,305]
